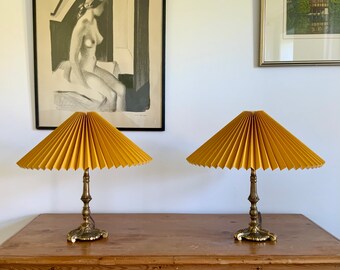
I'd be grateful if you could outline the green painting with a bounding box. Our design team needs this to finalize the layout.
[287,0,340,34]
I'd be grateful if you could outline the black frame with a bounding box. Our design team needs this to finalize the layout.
[33,0,165,131]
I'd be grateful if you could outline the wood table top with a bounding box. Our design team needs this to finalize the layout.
[0,213,339,266]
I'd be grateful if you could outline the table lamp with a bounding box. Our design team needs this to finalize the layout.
[17,112,152,243]
[187,111,325,242]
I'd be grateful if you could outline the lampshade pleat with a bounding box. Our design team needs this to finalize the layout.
[18,112,84,170]
[187,111,325,170]
[17,112,152,170]
[89,112,151,166]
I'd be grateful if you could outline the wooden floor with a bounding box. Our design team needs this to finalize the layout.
[0,213,339,269]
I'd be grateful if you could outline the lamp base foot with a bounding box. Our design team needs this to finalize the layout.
[67,226,108,243]
[234,227,277,242]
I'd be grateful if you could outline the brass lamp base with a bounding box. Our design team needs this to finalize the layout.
[67,169,108,243]
[234,227,277,242]
[67,225,108,243]
[235,169,277,242]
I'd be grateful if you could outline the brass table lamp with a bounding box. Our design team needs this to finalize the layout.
[187,111,325,242]
[17,112,152,243]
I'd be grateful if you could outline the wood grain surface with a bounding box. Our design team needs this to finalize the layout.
[0,214,339,270]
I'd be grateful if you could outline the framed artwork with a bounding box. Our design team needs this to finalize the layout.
[33,0,165,130]
[260,0,340,66]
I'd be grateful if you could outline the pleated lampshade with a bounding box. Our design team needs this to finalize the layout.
[17,112,152,243]
[187,110,325,242]
[17,112,152,170]
[187,111,325,170]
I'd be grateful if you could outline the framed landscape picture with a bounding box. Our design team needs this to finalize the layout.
[33,0,165,130]
[260,0,340,66]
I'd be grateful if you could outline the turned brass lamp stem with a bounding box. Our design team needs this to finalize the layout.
[248,169,260,232]
[67,169,108,243]
[81,168,92,228]
[234,169,277,242]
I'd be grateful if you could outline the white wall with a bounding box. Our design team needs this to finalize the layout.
[0,0,339,243]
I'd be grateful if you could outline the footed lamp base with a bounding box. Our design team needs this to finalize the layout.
[67,225,108,243]
[67,169,109,243]
[234,226,277,242]
[234,169,277,242]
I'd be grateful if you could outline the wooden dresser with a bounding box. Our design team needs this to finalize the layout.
[0,214,339,269]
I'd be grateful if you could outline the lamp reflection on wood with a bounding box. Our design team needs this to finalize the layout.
[17,112,152,243]
[187,111,325,242]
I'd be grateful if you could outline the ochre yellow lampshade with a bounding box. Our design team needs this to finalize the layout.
[17,112,152,243]
[187,110,325,242]
[17,112,152,170]
[187,111,325,170]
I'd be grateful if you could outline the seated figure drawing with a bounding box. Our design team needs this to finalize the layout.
[53,0,126,112]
